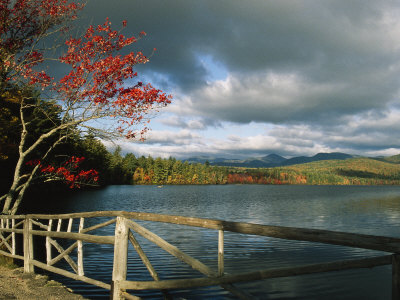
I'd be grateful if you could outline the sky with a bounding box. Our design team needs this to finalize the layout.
[79,0,400,159]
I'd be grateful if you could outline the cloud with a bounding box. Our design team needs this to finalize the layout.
[267,109,400,154]
[139,129,202,145]
[82,1,400,158]
[159,115,221,130]
[82,1,400,126]
[174,68,400,126]
[109,116,400,159]
[83,0,400,86]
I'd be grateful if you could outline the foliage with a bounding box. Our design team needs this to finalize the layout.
[26,156,99,188]
[0,0,171,214]
[0,88,20,161]
[71,134,112,185]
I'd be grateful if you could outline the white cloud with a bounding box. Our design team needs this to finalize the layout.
[159,115,220,130]
[139,129,203,145]
[173,70,399,126]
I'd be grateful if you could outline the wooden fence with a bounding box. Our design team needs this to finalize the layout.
[0,211,399,300]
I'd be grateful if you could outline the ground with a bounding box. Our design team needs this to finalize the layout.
[0,265,87,300]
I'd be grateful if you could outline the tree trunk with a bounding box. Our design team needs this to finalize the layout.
[2,123,66,215]
[2,160,24,215]
[2,179,24,215]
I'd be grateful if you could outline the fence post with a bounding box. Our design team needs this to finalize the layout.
[78,217,85,276]
[394,254,400,300]
[111,217,129,300]
[218,229,224,277]
[11,219,15,256]
[46,219,53,264]
[23,218,34,273]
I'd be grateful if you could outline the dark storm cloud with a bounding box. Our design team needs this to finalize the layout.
[79,0,400,157]
[79,0,400,126]
[80,0,212,90]
[83,2,400,83]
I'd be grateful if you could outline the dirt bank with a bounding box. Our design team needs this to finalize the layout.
[0,265,87,300]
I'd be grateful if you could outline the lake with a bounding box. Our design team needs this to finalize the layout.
[32,185,400,299]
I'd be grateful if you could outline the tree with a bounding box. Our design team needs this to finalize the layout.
[0,0,171,214]
[0,88,21,161]
[74,134,112,185]
[122,153,138,184]
[153,157,164,184]
[0,87,28,193]
[109,146,124,184]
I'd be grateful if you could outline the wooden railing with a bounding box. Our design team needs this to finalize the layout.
[0,211,399,300]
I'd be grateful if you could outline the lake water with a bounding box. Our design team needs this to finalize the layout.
[32,185,400,299]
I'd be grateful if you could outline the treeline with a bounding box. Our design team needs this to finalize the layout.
[131,157,228,185]
[108,153,400,186]
[227,168,355,185]
[98,148,228,185]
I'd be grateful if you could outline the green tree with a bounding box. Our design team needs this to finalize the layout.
[109,146,125,184]
[153,157,164,184]
[123,153,138,184]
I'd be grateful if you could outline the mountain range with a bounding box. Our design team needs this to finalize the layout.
[185,152,356,168]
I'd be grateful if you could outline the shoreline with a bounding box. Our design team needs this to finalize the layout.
[0,265,87,300]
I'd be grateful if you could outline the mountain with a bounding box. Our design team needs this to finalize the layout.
[185,156,245,165]
[185,152,354,168]
[260,154,287,164]
[281,152,353,166]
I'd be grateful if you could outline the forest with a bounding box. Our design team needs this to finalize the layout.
[125,154,400,186]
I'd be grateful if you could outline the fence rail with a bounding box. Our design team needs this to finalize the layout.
[0,211,399,300]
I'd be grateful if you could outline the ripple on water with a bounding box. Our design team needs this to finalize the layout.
[37,185,400,299]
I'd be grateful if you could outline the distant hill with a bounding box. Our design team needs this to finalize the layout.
[272,157,400,185]
[227,157,400,185]
[260,154,287,164]
[378,154,400,164]
[281,152,353,166]
[186,152,354,168]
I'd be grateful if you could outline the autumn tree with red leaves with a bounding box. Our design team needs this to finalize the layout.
[0,0,171,214]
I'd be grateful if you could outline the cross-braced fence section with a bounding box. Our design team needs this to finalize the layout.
[0,216,24,261]
[1,211,400,300]
[0,212,117,291]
